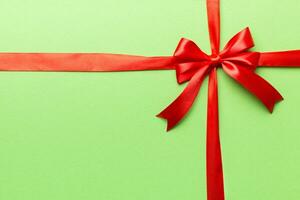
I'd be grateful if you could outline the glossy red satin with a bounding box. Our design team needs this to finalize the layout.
[157,27,284,200]
[0,0,300,200]
[0,53,175,71]
[158,27,283,129]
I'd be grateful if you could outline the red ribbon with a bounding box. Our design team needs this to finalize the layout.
[1,0,300,199]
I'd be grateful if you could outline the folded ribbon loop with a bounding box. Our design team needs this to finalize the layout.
[174,38,211,63]
[158,27,283,130]
[220,27,255,57]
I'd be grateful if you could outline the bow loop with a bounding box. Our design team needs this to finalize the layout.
[220,27,255,57]
[224,52,260,70]
[174,38,210,62]
[173,38,212,84]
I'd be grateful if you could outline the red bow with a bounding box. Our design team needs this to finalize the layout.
[157,27,283,131]
[0,0,300,200]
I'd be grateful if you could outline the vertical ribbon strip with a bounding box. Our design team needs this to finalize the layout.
[207,68,225,200]
[206,0,225,200]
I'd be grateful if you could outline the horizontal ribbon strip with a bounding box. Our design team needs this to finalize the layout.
[0,53,175,71]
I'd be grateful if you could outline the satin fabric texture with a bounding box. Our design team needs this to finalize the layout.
[1,0,300,199]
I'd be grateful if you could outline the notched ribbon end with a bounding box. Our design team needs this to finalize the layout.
[267,96,284,113]
[156,113,176,132]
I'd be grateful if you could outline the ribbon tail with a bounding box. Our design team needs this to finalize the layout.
[157,66,209,131]
[259,50,300,67]
[206,68,225,200]
[222,61,283,112]
[0,53,175,71]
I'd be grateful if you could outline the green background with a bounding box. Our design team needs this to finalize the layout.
[0,0,299,199]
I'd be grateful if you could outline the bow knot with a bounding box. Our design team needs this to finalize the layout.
[210,54,221,65]
[158,27,283,131]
